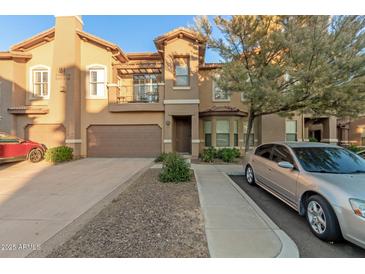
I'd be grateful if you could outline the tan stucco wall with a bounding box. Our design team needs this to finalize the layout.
[259,114,304,143]
[79,41,164,157]
[0,60,14,133]
[164,38,200,100]
[25,40,54,106]
[198,69,249,113]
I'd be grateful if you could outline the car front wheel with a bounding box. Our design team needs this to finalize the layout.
[28,148,44,163]
[306,195,342,242]
[245,165,256,185]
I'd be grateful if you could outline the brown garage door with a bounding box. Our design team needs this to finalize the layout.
[25,124,66,148]
[87,125,161,157]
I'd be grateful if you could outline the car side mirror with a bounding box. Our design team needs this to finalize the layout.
[278,161,294,169]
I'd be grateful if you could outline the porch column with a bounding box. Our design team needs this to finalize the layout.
[322,116,338,144]
[163,113,173,153]
[211,117,217,147]
[229,119,235,147]
[303,121,310,141]
[191,114,199,159]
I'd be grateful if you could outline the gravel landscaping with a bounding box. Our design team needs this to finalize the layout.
[48,168,209,258]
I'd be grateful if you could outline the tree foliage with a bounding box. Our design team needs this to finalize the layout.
[195,16,365,151]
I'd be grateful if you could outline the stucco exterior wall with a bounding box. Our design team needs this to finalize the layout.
[198,69,249,113]
[79,41,164,157]
[0,60,14,133]
[164,38,200,100]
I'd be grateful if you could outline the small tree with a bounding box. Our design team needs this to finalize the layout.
[195,16,365,152]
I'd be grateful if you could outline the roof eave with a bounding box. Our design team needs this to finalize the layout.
[10,27,55,52]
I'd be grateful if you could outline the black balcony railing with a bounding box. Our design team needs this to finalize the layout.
[109,84,161,104]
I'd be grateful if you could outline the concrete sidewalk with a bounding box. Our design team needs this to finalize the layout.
[194,164,299,258]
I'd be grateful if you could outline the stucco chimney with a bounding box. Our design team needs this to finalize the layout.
[52,16,83,156]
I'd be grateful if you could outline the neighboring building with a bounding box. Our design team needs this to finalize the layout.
[0,16,338,158]
[337,116,365,147]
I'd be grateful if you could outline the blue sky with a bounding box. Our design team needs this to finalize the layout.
[0,15,221,63]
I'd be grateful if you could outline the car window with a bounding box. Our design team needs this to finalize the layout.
[358,151,365,159]
[0,133,18,143]
[293,147,365,174]
[255,144,273,160]
[272,145,294,164]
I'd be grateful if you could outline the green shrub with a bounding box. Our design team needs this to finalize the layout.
[155,152,168,163]
[308,136,318,142]
[219,148,236,162]
[215,148,240,162]
[45,146,73,163]
[347,144,361,153]
[232,147,241,158]
[201,147,216,162]
[159,153,192,183]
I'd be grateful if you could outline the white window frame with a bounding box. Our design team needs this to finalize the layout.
[87,64,107,99]
[285,119,297,142]
[212,79,230,102]
[173,56,190,87]
[29,65,50,99]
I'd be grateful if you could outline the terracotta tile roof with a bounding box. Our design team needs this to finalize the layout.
[199,106,247,117]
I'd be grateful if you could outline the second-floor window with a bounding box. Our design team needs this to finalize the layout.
[89,66,106,98]
[286,120,297,141]
[213,80,230,101]
[174,56,189,87]
[133,74,158,102]
[31,67,49,98]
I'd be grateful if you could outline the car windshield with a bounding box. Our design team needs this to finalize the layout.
[292,147,365,174]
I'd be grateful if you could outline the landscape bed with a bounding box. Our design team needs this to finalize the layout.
[48,168,209,258]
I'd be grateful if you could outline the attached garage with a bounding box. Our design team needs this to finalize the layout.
[25,124,66,148]
[87,124,162,157]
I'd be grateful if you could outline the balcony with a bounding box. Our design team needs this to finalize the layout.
[108,84,164,112]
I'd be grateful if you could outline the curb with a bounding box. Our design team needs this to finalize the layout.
[223,172,300,258]
[27,161,154,258]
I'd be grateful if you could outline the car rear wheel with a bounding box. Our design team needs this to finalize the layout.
[28,148,43,163]
[245,165,256,185]
[306,195,342,242]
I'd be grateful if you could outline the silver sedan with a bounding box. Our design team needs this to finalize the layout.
[245,142,365,249]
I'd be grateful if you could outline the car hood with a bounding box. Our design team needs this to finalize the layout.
[310,173,365,199]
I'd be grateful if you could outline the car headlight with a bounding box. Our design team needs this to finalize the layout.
[349,199,365,218]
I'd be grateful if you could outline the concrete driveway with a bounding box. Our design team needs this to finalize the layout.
[0,158,153,257]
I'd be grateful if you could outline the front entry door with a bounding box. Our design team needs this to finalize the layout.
[174,116,191,154]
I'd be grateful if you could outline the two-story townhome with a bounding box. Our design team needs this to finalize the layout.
[0,16,339,159]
